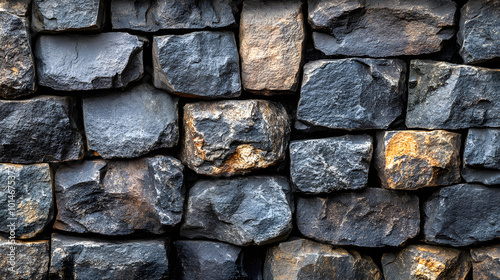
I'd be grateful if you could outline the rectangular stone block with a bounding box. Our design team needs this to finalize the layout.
[463,128,500,185]
[0,238,49,280]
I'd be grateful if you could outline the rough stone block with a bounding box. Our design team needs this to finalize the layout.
[0,238,49,280]
[0,0,31,16]
[471,244,500,280]
[463,128,500,185]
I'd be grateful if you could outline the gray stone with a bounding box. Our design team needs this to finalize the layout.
[407,60,500,129]
[153,31,241,99]
[463,128,500,185]
[0,238,49,280]
[297,58,406,130]
[83,84,179,159]
[0,0,30,17]
[471,244,500,280]
[180,176,293,246]
[35,32,145,91]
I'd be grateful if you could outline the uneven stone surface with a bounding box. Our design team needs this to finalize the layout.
[471,244,500,280]
[0,238,50,280]
[240,0,305,93]
[463,128,500,185]
[153,31,241,98]
[83,84,179,159]
[181,100,290,177]
[180,176,293,246]
[0,0,31,16]
[297,59,406,130]
[35,32,145,91]
[296,188,420,247]
[290,135,373,194]
[424,184,500,246]
[407,60,500,129]
[54,156,184,235]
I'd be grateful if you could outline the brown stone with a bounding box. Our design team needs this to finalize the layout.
[0,0,31,17]
[471,244,500,280]
[0,238,50,280]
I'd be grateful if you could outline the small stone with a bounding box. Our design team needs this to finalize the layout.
[0,238,50,280]
[471,244,500,280]
[463,128,500,185]
[297,58,406,130]
[0,0,30,17]
[180,176,293,246]
[181,100,290,177]
[83,84,179,159]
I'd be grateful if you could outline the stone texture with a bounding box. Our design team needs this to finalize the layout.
[181,100,290,177]
[290,135,373,194]
[407,60,500,129]
[0,238,49,280]
[471,244,500,280]
[375,130,461,190]
[0,0,31,16]
[309,0,456,57]
[153,31,241,99]
[463,128,500,185]
[0,96,84,164]
[296,188,420,247]
[50,234,169,280]
[424,184,500,246]
[297,58,406,130]
[35,32,145,91]
[83,84,179,159]
[180,176,293,246]
[240,0,305,93]
[54,156,184,235]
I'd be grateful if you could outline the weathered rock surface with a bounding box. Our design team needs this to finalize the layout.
[181,100,290,177]
[309,0,456,57]
[296,188,420,247]
[407,60,500,129]
[54,156,184,235]
[35,32,145,91]
[424,184,500,246]
[290,135,373,194]
[180,176,293,246]
[463,128,500,185]
[0,0,31,16]
[0,96,83,164]
[83,84,178,159]
[297,59,406,130]
[0,238,49,280]
[471,244,500,280]
[153,31,241,99]
[240,0,305,94]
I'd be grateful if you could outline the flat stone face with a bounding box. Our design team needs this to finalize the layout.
[180,176,293,246]
[0,0,31,16]
[471,244,500,280]
[407,60,500,129]
[153,31,241,99]
[296,188,420,247]
[463,128,500,185]
[83,84,179,159]
[297,59,406,130]
[424,184,500,246]
[54,156,184,235]
[309,0,456,57]
[240,0,305,93]
[35,32,145,91]
[290,135,373,194]
[181,100,290,177]
[0,239,49,280]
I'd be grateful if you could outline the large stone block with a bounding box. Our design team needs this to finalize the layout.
[0,238,49,280]
[471,244,500,280]
[463,128,500,185]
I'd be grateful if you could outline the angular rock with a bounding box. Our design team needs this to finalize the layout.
[35,32,145,91]
[0,0,31,16]
[0,96,83,164]
[83,84,179,159]
[153,31,241,99]
[54,156,184,235]
[463,128,500,185]
[296,188,420,247]
[240,0,305,93]
[180,176,293,246]
[471,244,500,280]
[297,59,406,130]
[290,135,373,194]
[424,184,500,246]
[407,60,500,129]
[0,238,50,280]
[309,0,456,57]
[181,100,290,177]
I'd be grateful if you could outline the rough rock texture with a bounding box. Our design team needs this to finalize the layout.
[290,135,373,194]
[0,238,50,280]
[297,59,406,130]
[264,238,382,280]
[240,0,305,93]
[424,184,500,246]
[153,31,241,98]
[0,0,31,16]
[50,234,169,280]
[181,100,290,177]
[180,176,293,246]
[35,32,145,91]
[54,156,184,235]
[375,130,461,190]
[407,60,500,129]
[0,96,84,164]
[471,244,500,280]
[309,0,456,57]
[83,84,179,159]
[463,128,500,185]
[296,188,420,247]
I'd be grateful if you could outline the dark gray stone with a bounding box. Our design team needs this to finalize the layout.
[471,244,500,280]
[153,31,241,99]
[83,84,179,159]
[0,238,49,280]
[463,129,500,185]
[0,0,31,17]
[424,184,500,246]
[296,58,406,130]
